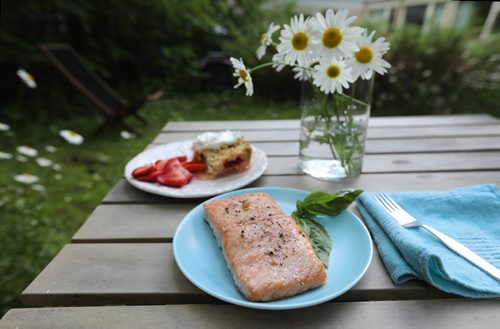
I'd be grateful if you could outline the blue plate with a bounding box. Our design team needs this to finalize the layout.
[173,187,373,310]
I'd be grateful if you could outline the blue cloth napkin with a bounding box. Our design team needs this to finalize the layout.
[357,184,500,298]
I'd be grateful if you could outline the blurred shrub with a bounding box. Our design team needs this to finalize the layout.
[372,25,500,117]
[2,2,499,118]
[0,0,291,117]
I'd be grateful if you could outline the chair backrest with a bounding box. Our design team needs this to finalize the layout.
[39,44,126,116]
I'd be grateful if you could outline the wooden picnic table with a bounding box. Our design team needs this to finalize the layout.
[1,114,500,328]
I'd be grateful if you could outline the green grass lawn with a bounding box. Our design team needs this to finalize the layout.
[0,93,300,315]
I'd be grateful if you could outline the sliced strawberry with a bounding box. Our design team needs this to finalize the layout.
[155,159,168,171]
[174,155,188,163]
[155,158,193,187]
[132,164,156,178]
[136,170,162,182]
[182,161,207,172]
[157,169,192,187]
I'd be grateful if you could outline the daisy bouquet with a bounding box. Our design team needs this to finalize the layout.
[229,9,390,179]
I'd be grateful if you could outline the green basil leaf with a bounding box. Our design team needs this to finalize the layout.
[292,189,363,268]
[292,213,332,268]
[299,190,363,217]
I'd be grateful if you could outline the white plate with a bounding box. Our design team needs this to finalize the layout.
[124,140,268,198]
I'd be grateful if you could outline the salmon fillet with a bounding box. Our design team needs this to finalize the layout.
[203,192,327,302]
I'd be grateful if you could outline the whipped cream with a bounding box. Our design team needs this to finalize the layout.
[193,130,242,150]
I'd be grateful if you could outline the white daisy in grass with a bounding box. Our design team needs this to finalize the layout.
[349,30,391,80]
[45,145,57,153]
[0,122,10,131]
[272,53,286,72]
[17,145,38,157]
[16,155,28,162]
[256,22,280,60]
[277,14,314,66]
[52,163,62,172]
[312,59,354,94]
[16,68,37,88]
[0,151,13,159]
[14,173,39,184]
[229,57,253,96]
[36,157,53,167]
[120,130,135,140]
[310,9,363,62]
[32,184,46,192]
[59,130,84,145]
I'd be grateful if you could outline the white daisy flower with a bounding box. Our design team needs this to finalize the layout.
[17,145,38,157]
[14,173,39,184]
[293,66,313,81]
[36,157,53,167]
[52,163,62,172]
[277,14,314,66]
[16,68,37,88]
[272,53,286,72]
[59,130,84,145]
[16,155,28,162]
[256,22,280,60]
[312,59,354,94]
[120,130,135,139]
[349,30,391,80]
[0,151,13,159]
[0,122,10,131]
[310,9,363,62]
[45,145,57,153]
[230,57,254,96]
[32,184,46,192]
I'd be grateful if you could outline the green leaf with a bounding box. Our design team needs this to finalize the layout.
[292,213,332,268]
[292,189,363,268]
[298,190,363,217]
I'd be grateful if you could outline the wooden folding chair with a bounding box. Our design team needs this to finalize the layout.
[39,43,164,134]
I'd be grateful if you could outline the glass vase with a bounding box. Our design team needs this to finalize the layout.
[299,77,373,180]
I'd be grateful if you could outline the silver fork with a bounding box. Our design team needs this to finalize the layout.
[375,193,500,281]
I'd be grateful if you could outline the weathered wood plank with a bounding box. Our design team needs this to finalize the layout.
[148,137,500,155]
[264,152,500,175]
[364,151,500,173]
[72,204,189,243]
[153,124,500,144]
[103,171,500,204]
[21,243,451,307]
[153,130,300,144]
[3,300,499,329]
[162,114,499,131]
[364,136,500,154]
[164,119,299,131]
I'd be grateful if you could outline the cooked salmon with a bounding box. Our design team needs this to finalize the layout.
[203,192,327,302]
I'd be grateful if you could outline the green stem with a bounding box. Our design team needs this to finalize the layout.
[250,61,315,73]
[337,93,368,107]
[248,62,277,72]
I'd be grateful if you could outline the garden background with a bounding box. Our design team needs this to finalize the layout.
[1,0,499,316]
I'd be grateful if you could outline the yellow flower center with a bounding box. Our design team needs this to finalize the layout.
[326,64,341,78]
[69,130,78,137]
[26,73,34,81]
[291,32,309,50]
[259,32,267,45]
[239,69,248,82]
[322,27,343,48]
[355,46,373,64]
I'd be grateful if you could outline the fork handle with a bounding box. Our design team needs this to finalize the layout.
[421,224,500,281]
